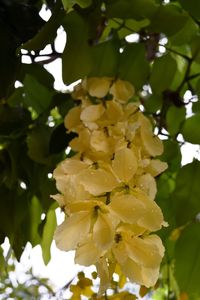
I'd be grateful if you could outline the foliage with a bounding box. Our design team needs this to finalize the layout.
[0,244,58,299]
[0,0,200,298]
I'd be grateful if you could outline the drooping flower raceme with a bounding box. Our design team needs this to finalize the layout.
[52,77,167,293]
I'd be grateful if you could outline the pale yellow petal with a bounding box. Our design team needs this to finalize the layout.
[90,130,111,153]
[83,77,112,98]
[125,235,163,268]
[120,258,159,288]
[124,102,139,118]
[109,194,145,224]
[140,265,160,288]
[145,159,168,177]
[53,158,88,178]
[64,106,81,131]
[79,168,119,196]
[136,174,157,200]
[96,257,110,295]
[112,147,138,182]
[51,193,65,207]
[54,211,91,251]
[112,241,128,265]
[69,128,90,152]
[81,104,105,123]
[132,189,164,231]
[110,79,135,103]
[93,211,115,250]
[69,200,98,213]
[105,101,123,123]
[139,114,163,156]
[53,172,89,201]
[75,236,102,266]
[83,121,99,130]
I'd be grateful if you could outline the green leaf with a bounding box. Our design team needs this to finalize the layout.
[181,114,200,144]
[190,36,200,63]
[178,0,200,20]
[118,43,150,89]
[62,0,92,11]
[0,104,31,136]
[23,74,53,114]
[118,19,150,39]
[41,207,57,265]
[169,54,187,91]
[169,16,198,46]
[166,105,186,136]
[0,26,20,98]
[29,196,42,246]
[172,160,200,225]
[105,0,157,20]
[19,63,54,89]
[23,2,65,51]
[49,123,76,154]
[27,125,51,164]
[62,12,93,84]
[161,140,182,173]
[175,223,200,299]
[149,4,188,36]
[192,80,200,113]
[192,101,200,113]
[90,39,120,77]
[150,54,177,93]
[144,94,162,113]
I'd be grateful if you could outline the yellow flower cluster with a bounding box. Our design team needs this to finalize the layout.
[52,78,168,294]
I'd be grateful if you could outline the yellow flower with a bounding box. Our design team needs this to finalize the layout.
[83,77,112,98]
[64,106,82,132]
[110,79,135,103]
[55,200,118,252]
[75,235,103,266]
[78,163,119,196]
[69,128,91,153]
[112,227,164,288]
[90,129,112,153]
[54,211,91,251]
[145,159,168,177]
[139,113,163,156]
[112,147,138,183]
[109,189,164,232]
[96,256,111,295]
[52,77,167,294]
[81,103,105,123]
[135,173,157,200]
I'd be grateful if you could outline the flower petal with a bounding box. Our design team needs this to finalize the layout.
[145,159,168,177]
[109,193,145,224]
[64,106,81,131]
[83,77,112,98]
[75,236,102,266]
[81,104,105,123]
[53,158,88,178]
[112,147,138,182]
[132,190,164,231]
[54,211,91,251]
[93,211,115,251]
[125,234,164,268]
[79,168,119,196]
[136,173,157,200]
[120,258,159,288]
[90,130,111,153]
[139,114,163,156]
[110,79,135,103]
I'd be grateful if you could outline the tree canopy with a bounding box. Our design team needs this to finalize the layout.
[1,0,200,299]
